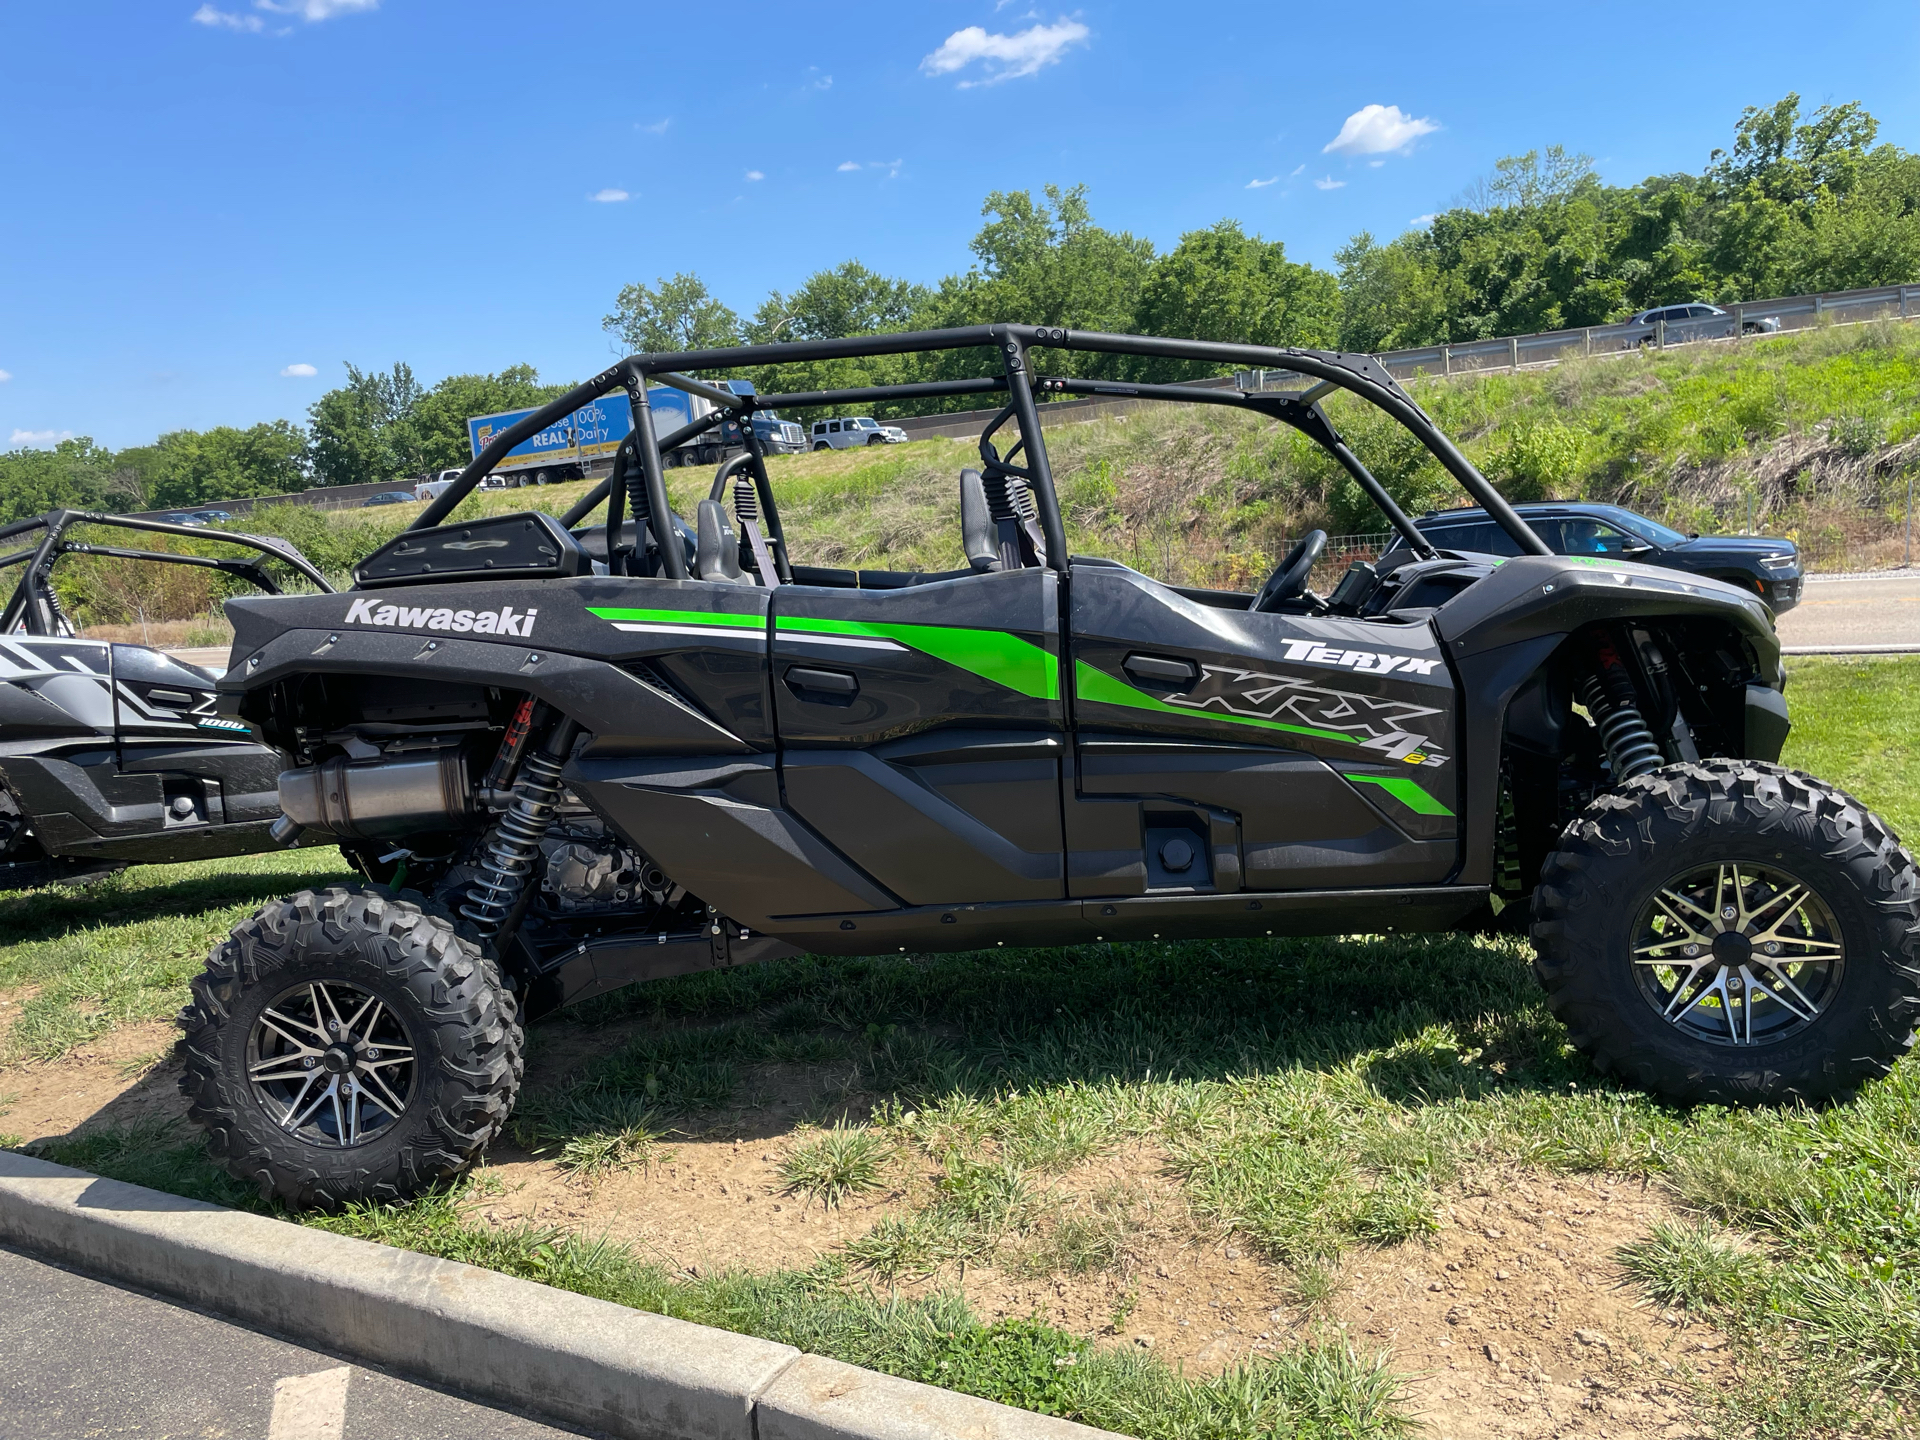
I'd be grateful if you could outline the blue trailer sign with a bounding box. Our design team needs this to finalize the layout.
[467,396,635,473]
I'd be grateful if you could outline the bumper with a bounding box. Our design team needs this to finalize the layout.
[1765,573,1803,614]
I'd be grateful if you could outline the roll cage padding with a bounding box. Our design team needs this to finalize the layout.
[403,325,1549,586]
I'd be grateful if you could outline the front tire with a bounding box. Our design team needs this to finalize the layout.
[178,886,522,1208]
[1532,762,1920,1104]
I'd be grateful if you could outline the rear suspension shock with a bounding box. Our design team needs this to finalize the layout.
[1580,638,1664,781]
[460,716,580,939]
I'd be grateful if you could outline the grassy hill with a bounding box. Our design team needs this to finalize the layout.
[61,318,1920,635]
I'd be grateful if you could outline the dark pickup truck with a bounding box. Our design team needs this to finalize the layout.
[1383,502,1803,613]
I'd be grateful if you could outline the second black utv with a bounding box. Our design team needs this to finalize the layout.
[175,325,1920,1208]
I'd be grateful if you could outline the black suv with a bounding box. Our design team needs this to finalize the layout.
[1384,503,1802,613]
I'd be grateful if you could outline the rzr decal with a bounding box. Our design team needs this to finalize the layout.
[1170,665,1451,767]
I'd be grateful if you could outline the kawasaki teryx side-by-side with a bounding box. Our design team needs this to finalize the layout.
[174,325,1920,1208]
[0,511,333,891]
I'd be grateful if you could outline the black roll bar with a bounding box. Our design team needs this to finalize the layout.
[401,324,1549,567]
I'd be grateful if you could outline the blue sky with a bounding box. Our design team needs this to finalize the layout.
[3,0,1917,452]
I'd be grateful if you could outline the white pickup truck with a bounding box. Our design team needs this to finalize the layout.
[809,416,909,450]
[412,469,465,501]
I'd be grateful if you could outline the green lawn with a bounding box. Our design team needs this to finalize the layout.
[6,657,1918,1439]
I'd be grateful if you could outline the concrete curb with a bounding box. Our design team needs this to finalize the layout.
[0,1152,1128,1440]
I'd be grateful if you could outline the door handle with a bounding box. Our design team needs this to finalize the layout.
[1122,653,1199,688]
[784,665,859,703]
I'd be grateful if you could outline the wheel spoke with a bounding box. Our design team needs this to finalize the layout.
[340,991,380,1040]
[283,1075,332,1132]
[363,1048,414,1068]
[359,1066,408,1121]
[328,1085,348,1147]
[1744,884,1806,933]
[249,1056,317,1083]
[259,1006,328,1048]
[344,1084,361,1145]
[1751,960,1822,1022]
[1656,888,1716,929]
[313,983,347,1037]
[1661,964,1714,1018]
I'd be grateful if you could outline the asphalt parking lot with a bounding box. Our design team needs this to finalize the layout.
[0,1246,590,1440]
[1775,571,1920,651]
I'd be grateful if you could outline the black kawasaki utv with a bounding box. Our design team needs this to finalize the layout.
[177,325,1920,1208]
[0,510,333,891]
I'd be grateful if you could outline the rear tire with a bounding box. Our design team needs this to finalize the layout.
[1532,762,1920,1104]
[813,442,829,451]
[178,885,522,1208]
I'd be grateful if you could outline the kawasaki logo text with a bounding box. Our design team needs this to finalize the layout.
[343,598,539,637]
[1280,639,1440,676]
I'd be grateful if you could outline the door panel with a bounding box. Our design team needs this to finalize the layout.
[772,567,1064,903]
[1066,564,1458,896]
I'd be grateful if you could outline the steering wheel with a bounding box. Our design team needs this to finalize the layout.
[1251,530,1327,612]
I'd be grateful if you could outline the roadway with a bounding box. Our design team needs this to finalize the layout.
[1775,571,1920,653]
[0,1246,592,1440]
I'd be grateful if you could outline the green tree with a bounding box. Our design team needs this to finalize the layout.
[748,260,930,343]
[602,272,741,356]
[145,421,310,507]
[307,363,424,487]
[0,437,125,521]
[1132,220,1338,378]
[409,365,571,471]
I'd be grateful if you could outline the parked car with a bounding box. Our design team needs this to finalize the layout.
[1381,502,1803,612]
[809,416,908,450]
[1622,303,1782,347]
[158,510,209,526]
[362,491,419,507]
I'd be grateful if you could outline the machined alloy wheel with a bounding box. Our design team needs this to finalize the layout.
[1533,760,1920,1104]
[180,885,522,1208]
[1632,861,1843,1047]
[247,979,416,1147]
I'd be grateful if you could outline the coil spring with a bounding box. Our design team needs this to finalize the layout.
[1579,663,1664,781]
[459,748,567,937]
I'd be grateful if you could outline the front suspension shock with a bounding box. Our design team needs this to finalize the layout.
[1581,639,1664,781]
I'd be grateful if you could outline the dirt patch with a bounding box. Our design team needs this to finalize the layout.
[0,1020,185,1142]
[1332,1173,1729,1440]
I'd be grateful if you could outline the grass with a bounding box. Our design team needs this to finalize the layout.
[780,1124,892,1208]
[4,660,1918,1435]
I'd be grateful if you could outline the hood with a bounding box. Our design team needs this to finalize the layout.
[1669,535,1797,560]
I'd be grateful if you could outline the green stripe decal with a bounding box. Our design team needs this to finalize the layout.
[586,606,765,629]
[1344,773,1455,816]
[777,617,1059,700]
[1072,661,1352,745]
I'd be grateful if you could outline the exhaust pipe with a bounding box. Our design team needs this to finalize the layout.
[276,752,473,841]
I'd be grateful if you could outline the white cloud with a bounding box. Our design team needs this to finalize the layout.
[921,20,1089,86]
[745,170,764,181]
[838,160,862,172]
[1246,176,1278,189]
[255,0,377,17]
[1411,213,1437,226]
[1368,159,1385,168]
[1323,103,1440,156]
[192,5,263,30]
[280,362,317,377]
[10,429,73,448]
[1314,175,1346,191]
[0,369,11,382]
[638,118,670,135]
[1289,163,1306,178]
[587,188,630,203]
[806,68,832,90]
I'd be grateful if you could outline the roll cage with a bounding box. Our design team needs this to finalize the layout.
[406,325,1551,582]
[0,509,335,637]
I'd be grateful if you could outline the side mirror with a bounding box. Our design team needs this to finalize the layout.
[1623,543,1653,556]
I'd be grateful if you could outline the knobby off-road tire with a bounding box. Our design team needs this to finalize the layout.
[178,885,522,1208]
[1532,761,1920,1104]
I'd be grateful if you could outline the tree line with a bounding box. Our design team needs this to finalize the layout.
[5,92,1915,522]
